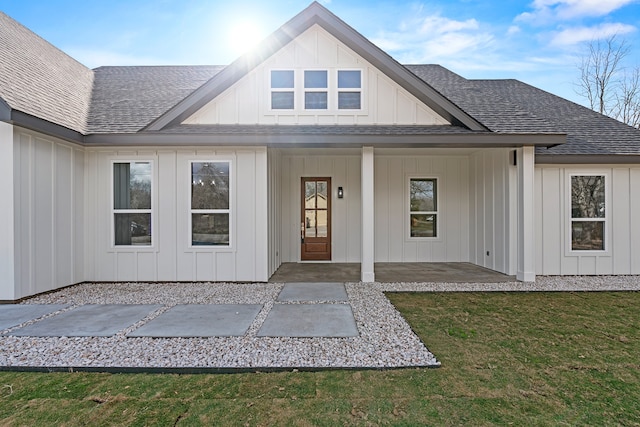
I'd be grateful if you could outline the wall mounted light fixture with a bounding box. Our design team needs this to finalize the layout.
[337,186,344,198]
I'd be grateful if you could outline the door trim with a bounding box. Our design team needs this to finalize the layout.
[301,177,332,261]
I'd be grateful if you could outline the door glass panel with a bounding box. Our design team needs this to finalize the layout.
[317,181,327,208]
[305,181,316,209]
[305,210,316,237]
[317,210,327,237]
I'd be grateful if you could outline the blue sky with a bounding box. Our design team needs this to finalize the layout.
[2,0,640,105]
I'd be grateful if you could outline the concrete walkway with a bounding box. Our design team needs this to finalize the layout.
[1,283,358,338]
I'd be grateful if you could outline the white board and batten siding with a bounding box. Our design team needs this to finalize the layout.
[279,152,362,263]
[8,127,85,300]
[374,154,471,263]
[183,24,449,126]
[535,164,640,275]
[85,147,269,283]
[469,149,518,275]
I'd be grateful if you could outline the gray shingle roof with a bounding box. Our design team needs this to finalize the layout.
[87,66,223,133]
[0,12,93,134]
[475,79,640,155]
[407,65,640,155]
[2,9,639,157]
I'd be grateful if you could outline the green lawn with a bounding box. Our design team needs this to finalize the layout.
[0,292,639,426]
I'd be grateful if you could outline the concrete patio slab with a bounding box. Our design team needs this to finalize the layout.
[268,262,515,283]
[277,283,348,302]
[269,263,360,282]
[257,304,358,337]
[127,304,263,337]
[8,304,161,337]
[0,305,68,330]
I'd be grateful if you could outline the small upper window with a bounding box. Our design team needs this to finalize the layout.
[271,70,294,109]
[571,175,605,251]
[338,70,361,109]
[409,178,437,238]
[304,70,328,109]
[113,162,152,246]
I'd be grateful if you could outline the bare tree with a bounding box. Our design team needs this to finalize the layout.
[576,35,640,128]
[614,68,640,128]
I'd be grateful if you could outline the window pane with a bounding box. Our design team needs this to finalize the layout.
[271,92,294,109]
[572,221,604,250]
[410,179,437,212]
[571,175,605,218]
[305,92,327,109]
[115,213,151,246]
[192,213,229,246]
[304,70,327,88]
[114,162,151,210]
[271,70,294,88]
[411,214,437,238]
[338,70,361,88]
[192,162,230,210]
[305,210,316,237]
[338,92,361,109]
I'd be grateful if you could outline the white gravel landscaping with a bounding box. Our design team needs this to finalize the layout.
[1,276,639,371]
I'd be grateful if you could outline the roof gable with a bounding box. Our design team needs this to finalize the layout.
[145,1,486,131]
[183,25,450,126]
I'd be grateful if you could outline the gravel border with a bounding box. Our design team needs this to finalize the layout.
[0,282,438,370]
[1,276,639,371]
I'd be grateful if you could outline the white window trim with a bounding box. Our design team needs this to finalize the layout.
[406,175,441,241]
[566,170,610,255]
[110,159,156,249]
[188,159,233,250]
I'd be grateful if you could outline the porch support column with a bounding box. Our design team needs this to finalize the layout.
[517,146,536,282]
[361,146,375,282]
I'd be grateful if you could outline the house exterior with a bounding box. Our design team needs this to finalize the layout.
[1,3,640,301]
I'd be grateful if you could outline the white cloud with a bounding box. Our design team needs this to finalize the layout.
[517,0,637,23]
[507,25,521,35]
[550,22,637,45]
[371,14,493,64]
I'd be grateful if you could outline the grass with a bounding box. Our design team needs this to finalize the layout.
[0,292,639,425]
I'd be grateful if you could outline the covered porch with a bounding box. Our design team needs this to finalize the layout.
[268,262,515,283]
[267,146,537,283]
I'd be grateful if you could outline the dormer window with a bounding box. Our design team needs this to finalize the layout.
[338,70,361,109]
[304,70,328,109]
[271,70,295,109]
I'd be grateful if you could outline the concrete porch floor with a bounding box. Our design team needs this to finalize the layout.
[268,262,515,283]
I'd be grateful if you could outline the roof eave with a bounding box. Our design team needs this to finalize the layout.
[84,131,565,148]
[9,110,85,144]
[536,154,640,164]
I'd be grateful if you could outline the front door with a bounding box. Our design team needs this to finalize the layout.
[301,177,331,260]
